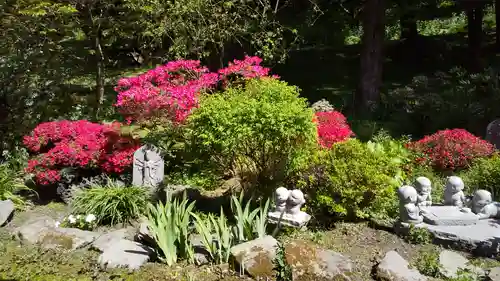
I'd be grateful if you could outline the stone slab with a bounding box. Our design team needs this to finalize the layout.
[422,206,479,226]
[268,211,311,228]
[396,219,500,256]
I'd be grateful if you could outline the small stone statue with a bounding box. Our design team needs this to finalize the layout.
[286,189,306,215]
[275,187,291,213]
[471,189,500,219]
[268,187,311,228]
[398,185,423,224]
[444,176,466,207]
[414,177,432,207]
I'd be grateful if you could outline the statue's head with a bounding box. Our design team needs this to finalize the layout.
[414,177,432,194]
[288,189,305,205]
[445,176,464,193]
[398,185,418,204]
[275,187,290,202]
[472,189,492,210]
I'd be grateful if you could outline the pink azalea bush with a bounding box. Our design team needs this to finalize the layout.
[114,56,272,124]
[407,129,495,171]
[24,120,140,185]
[314,111,354,148]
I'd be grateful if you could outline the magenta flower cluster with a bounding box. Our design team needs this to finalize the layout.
[114,56,271,124]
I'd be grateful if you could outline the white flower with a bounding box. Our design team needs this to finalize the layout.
[55,221,60,228]
[68,215,76,224]
[85,214,96,223]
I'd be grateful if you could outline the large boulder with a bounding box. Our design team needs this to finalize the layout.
[16,216,98,250]
[92,228,128,252]
[284,240,354,281]
[0,199,14,226]
[230,235,278,279]
[230,237,354,280]
[376,251,427,281]
[97,239,154,270]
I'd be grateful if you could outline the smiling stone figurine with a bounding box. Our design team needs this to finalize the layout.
[274,187,291,213]
[444,176,466,207]
[398,185,423,224]
[414,177,432,207]
[471,189,500,219]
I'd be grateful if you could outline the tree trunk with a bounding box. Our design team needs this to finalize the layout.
[496,0,500,51]
[466,4,484,71]
[95,25,105,119]
[400,13,418,43]
[357,0,386,113]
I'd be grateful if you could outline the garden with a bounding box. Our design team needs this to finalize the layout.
[0,55,499,281]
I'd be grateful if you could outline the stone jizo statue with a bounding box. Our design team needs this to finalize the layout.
[287,189,306,215]
[268,187,311,228]
[444,176,466,207]
[275,187,290,213]
[414,177,432,207]
[471,189,500,219]
[133,145,164,188]
[398,185,423,224]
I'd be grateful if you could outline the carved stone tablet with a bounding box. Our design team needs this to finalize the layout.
[132,145,164,188]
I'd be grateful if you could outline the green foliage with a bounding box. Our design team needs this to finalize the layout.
[0,163,33,209]
[405,224,433,245]
[292,139,406,221]
[274,242,292,281]
[192,209,233,264]
[146,193,196,266]
[71,182,149,225]
[381,67,500,137]
[412,247,443,278]
[459,154,500,201]
[123,0,297,63]
[230,193,270,243]
[188,78,317,192]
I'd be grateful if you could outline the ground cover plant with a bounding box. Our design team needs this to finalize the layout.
[71,180,150,225]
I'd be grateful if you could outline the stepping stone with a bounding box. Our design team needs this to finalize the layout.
[97,239,154,270]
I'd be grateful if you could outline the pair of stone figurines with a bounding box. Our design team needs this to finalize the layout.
[267,187,311,228]
[399,176,500,223]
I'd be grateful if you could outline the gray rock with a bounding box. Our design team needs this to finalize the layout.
[0,200,14,226]
[92,229,128,252]
[489,267,500,281]
[190,234,211,265]
[311,99,335,113]
[134,220,155,245]
[486,119,500,149]
[422,206,479,226]
[376,251,427,281]
[16,216,98,250]
[98,239,154,270]
[395,219,500,256]
[284,240,354,281]
[230,235,278,279]
[439,250,469,278]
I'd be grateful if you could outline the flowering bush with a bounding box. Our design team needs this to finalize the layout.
[314,111,354,148]
[407,129,494,171]
[23,120,140,185]
[114,56,271,125]
[56,213,97,230]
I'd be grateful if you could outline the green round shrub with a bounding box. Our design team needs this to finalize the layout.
[459,154,500,201]
[187,78,317,192]
[291,139,406,221]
